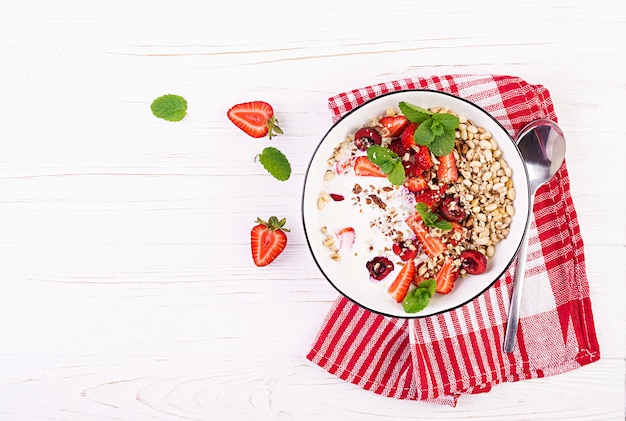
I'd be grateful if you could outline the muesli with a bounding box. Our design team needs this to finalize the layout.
[316,102,516,313]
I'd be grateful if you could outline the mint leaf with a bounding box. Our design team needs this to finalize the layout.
[402,278,437,313]
[416,201,452,231]
[429,131,456,156]
[367,145,405,186]
[432,113,460,132]
[399,101,431,123]
[367,145,398,164]
[151,94,187,122]
[430,120,445,136]
[387,162,406,186]
[414,120,435,146]
[433,219,453,231]
[257,146,291,181]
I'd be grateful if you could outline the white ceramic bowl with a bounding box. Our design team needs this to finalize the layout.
[302,90,530,318]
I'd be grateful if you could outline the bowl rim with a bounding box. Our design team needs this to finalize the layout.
[301,88,531,318]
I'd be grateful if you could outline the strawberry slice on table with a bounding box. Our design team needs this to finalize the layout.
[353,156,386,177]
[405,214,446,258]
[379,115,409,138]
[437,152,458,183]
[227,101,283,139]
[435,257,459,294]
[387,259,416,303]
[250,216,289,267]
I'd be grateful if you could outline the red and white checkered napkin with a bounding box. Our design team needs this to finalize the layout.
[306,75,600,406]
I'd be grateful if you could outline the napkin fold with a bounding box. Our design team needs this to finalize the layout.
[306,74,600,406]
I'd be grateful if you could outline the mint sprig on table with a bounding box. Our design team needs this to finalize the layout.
[151,94,188,122]
[257,146,291,181]
[366,145,405,186]
[399,101,459,156]
[402,278,437,313]
[416,202,452,231]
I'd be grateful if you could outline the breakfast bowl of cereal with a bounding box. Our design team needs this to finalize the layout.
[302,90,530,318]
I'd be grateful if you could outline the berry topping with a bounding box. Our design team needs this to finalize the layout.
[329,193,345,201]
[366,256,395,281]
[386,259,415,303]
[354,156,386,177]
[460,250,487,274]
[439,195,466,222]
[400,122,419,149]
[392,240,418,261]
[413,144,433,172]
[354,127,382,150]
[379,115,409,138]
[437,152,458,183]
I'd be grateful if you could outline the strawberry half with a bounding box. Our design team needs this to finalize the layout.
[405,214,446,258]
[387,258,415,303]
[250,216,289,267]
[437,152,458,183]
[435,257,459,294]
[379,115,409,138]
[227,101,283,139]
[354,156,386,177]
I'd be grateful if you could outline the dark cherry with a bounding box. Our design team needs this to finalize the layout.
[366,256,394,281]
[439,195,466,222]
[354,127,382,150]
[460,250,487,275]
[392,241,418,261]
[387,139,408,156]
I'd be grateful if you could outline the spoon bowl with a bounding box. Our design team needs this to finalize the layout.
[503,119,566,353]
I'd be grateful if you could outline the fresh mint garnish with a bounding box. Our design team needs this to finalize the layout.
[402,278,437,313]
[399,101,459,156]
[151,94,188,122]
[416,202,452,231]
[257,146,291,181]
[366,145,405,186]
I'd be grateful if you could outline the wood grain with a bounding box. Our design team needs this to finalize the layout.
[1,0,624,419]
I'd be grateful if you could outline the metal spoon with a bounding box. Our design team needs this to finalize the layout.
[503,119,566,353]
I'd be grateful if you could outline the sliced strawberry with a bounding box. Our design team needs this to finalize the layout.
[227,101,282,139]
[445,221,467,246]
[336,156,355,175]
[379,115,409,138]
[435,257,459,294]
[414,145,433,172]
[437,152,458,183]
[250,216,289,267]
[335,227,356,250]
[413,184,448,210]
[412,261,429,286]
[404,175,428,193]
[400,122,419,149]
[354,156,386,177]
[405,214,446,258]
[387,259,415,303]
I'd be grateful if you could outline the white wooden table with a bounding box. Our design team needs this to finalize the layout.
[1,1,624,420]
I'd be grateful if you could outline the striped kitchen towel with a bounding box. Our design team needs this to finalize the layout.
[306,74,600,406]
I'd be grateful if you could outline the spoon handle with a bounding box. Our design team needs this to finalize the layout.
[503,216,531,353]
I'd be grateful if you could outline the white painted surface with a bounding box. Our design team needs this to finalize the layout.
[0,1,624,419]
